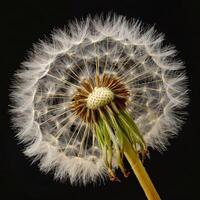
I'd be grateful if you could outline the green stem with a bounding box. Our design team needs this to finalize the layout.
[123,136,161,200]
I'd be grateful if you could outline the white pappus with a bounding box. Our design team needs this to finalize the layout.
[10,14,188,186]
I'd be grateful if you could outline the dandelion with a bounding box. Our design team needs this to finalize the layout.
[10,14,188,200]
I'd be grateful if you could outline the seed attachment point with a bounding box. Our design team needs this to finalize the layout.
[86,87,114,110]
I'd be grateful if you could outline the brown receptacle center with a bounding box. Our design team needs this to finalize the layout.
[70,73,130,123]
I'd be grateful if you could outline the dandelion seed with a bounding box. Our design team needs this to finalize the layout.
[10,14,188,200]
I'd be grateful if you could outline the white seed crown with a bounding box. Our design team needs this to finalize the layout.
[10,14,188,185]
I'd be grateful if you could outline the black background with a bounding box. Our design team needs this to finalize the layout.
[3,0,200,199]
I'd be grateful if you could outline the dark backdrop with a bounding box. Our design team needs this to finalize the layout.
[3,0,200,199]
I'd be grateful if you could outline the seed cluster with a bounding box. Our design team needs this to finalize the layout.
[11,15,188,185]
[86,87,114,110]
[70,73,130,124]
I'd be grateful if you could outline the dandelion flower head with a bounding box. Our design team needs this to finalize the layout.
[10,14,188,185]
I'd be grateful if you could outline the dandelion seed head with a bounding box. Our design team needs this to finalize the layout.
[10,14,188,185]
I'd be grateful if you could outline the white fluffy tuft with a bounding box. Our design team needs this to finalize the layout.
[10,13,188,184]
